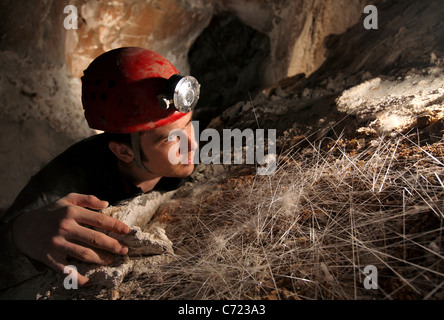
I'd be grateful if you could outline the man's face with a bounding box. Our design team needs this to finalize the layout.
[138,113,197,178]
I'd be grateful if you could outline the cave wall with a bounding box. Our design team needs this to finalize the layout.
[66,0,368,91]
[0,0,367,209]
[0,0,84,210]
[1,0,369,138]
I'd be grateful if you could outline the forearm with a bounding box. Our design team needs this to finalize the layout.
[0,219,44,294]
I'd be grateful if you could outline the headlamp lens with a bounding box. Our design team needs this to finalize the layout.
[173,76,200,113]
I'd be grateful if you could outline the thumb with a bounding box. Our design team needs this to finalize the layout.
[61,264,90,287]
[47,256,90,287]
[64,193,109,210]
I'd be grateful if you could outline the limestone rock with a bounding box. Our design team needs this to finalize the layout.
[76,194,178,289]
[111,226,173,256]
[100,191,177,228]
[78,225,174,289]
[336,70,444,133]
[83,256,133,289]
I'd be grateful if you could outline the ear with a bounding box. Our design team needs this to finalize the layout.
[108,141,134,164]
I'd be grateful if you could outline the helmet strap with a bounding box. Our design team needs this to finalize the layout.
[130,132,154,174]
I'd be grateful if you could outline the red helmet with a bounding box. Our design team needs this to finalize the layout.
[81,47,200,133]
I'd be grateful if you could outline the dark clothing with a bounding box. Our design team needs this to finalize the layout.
[0,133,185,292]
[2,133,184,223]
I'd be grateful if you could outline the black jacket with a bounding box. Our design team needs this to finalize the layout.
[0,133,184,293]
[2,133,184,223]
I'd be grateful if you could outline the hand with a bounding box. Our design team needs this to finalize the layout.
[12,193,130,285]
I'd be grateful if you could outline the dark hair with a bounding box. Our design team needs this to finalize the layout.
[103,132,148,162]
[102,132,132,147]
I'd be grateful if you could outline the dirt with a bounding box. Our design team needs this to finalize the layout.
[1,0,443,300]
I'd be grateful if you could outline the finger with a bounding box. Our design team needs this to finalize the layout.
[67,225,128,256]
[45,255,90,286]
[75,208,130,235]
[62,264,90,287]
[64,193,109,210]
[63,240,119,264]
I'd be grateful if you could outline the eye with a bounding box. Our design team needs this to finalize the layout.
[165,133,179,143]
[169,135,177,141]
[165,127,188,144]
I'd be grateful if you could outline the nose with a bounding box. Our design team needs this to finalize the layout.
[188,131,198,152]
[176,124,197,156]
[185,122,198,153]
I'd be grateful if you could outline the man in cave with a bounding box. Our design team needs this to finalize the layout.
[0,47,200,289]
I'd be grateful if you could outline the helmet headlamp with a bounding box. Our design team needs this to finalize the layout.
[158,74,200,113]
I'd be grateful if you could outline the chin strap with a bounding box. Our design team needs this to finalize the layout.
[130,132,153,174]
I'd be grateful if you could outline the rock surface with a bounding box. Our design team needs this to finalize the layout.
[80,225,174,289]
[112,226,173,256]
[0,0,443,300]
[65,0,367,82]
[0,0,366,211]
[76,192,177,289]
